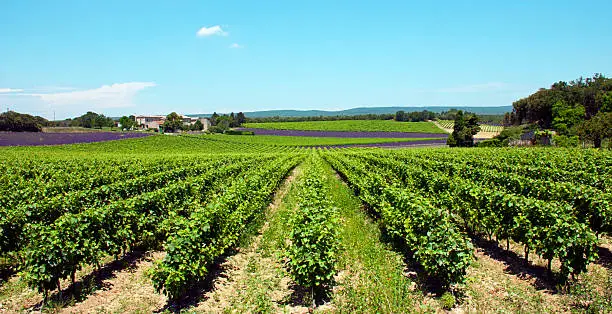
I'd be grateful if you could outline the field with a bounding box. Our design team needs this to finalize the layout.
[437,120,505,133]
[0,132,150,146]
[0,135,611,313]
[243,120,447,134]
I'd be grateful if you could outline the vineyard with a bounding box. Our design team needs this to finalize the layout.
[243,120,446,134]
[0,135,611,313]
[437,119,505,133]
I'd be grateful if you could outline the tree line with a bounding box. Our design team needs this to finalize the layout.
[507,74,612,147]
[244,110,501,123]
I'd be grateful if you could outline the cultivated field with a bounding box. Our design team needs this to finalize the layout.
[243,120,447,134]
[0,132,151,146]
[0,135,610,313]
[437,119,504,132]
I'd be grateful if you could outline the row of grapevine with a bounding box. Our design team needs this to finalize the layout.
[436,120,503,132]
[322,152,473,287]
[393,155,612,235]
[285,156,339,301]
[346,152,598,279]
[0,158,235,256]
[0,157,189,210]
[402,148,610,190]
[150,155,303,299]
[20,156,273,295]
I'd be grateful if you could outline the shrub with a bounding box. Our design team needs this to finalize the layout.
[554,135,580,148]
[440,292,456,310]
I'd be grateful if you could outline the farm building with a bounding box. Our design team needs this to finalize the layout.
[135,114,210,131]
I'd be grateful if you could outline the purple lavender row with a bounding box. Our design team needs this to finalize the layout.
[0,132,152,146]
[237,128,449,139]
[309,139,448,149]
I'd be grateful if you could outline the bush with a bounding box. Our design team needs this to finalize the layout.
[209,125,226,134]
[554,135,580,148]
[476,138,503,147]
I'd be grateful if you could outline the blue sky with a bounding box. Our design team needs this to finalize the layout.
[1,1,611,119]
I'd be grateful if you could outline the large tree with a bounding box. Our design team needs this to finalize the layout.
[577,111,612,148]
[235,112,246,125]
[447,110,480,147]
[163,112,183,132]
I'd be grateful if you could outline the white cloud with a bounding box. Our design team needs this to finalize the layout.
[196,25,227,37]
[0,88,23,93]
[436,82,508,93]
[229,43,243,49]
[33,82,156,108]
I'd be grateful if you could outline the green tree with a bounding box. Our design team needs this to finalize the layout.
[551,101,585,136]
[600,91,612,113]
[193,119,204,131]
[93,114,112,129]
[577,111,612,148]
[119,116,135,130]
[163,112,183,132]
[79,111,99,128]
[447,110,480,147]
[235,112,246,125]
[395,110,406,122]
[210,112,219,126]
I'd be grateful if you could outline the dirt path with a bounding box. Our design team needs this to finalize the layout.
[60,252,166,314]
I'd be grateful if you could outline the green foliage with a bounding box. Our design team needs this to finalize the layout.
[476,138,503,147]
[18,156,278,295]
[210,112,245,128]
[323,152,474,288]
[552,101,585,136]
[328,148,605,283]
[150,155,302,299]
[192,119,204,131]
[600,91,612,113]
[286,157,339,296]
[118,116,137,130]
[0,111,48,132]
[394,110,436,122]
[511,73,612,129]
[70,111,114,129]
[554,135,580,148]
[496,125,524,141]
[447,110,480,147]
[577,111,612,148]
[162,112,183,132]
[440,292,456,310]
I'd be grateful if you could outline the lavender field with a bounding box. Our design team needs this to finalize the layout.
[0,132,151,146]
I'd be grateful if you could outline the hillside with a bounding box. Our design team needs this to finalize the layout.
[188,106,512,118]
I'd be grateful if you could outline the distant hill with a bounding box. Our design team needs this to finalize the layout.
[187,106,512,118]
